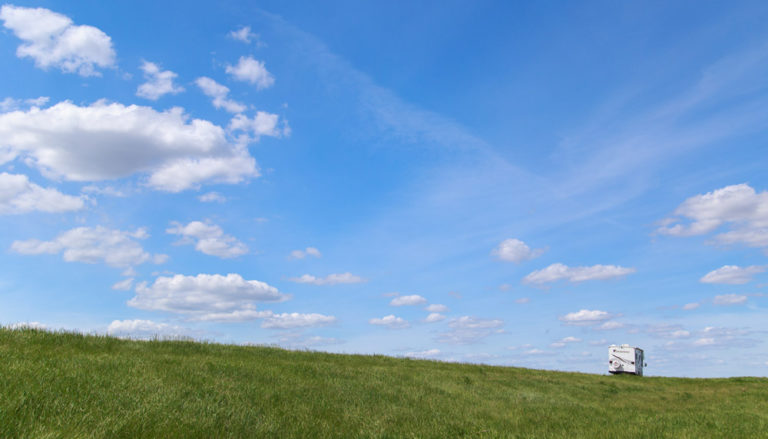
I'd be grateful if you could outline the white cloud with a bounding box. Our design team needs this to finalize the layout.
[112,278,134,291]
[261,312,336,329]
[197,192,225,203]
[7,321,47,330]
[146,153,257,193]
[369,315,409,329]
[645,324,691,339]
[0,96,49,112]
[390,295,427,306]
[107,319,187,339]
[523,263,635,284]
[492,238,544,263]
[423,313,446,323]
[190,309,272,322]
[449,316,503,329]
[657,184,768,251]
[425,304,448,313]
[195,77,246,113]
[228,26,258,44]
[595,321,624,331]
[289,247,322,259]
[523,349,548,356]
[693,337,715,346]
[167,220,248,259]
[136,61,184,100]
[288,273,366,285]
[226,56,274,89]
[713,294,748,306]
[128,273,287,318]
[0,172,85,214]
[437,316,503,344]
[559,309,613,326]
[81,185,126,197]
[682,302,701,310]
[682,326,759,349]
[11,226,164,269]
[670,330,691,338]
[229,112,286,140]
[404,349,441,358]
[515,297,531,304]
[0,5,116,76]
[700,265,765,285]
[0,100,260,192]
[551,336,581,348]
[271,332,340,348]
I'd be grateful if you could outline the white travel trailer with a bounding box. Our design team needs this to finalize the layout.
[608,344,645,376]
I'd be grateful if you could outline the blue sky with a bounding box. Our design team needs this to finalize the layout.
[2,1,768,377]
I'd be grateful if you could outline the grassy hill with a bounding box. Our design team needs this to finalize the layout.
[1,328,766,438]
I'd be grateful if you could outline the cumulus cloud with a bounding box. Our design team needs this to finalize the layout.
[228,26,259,44]
[523,263,635,284]
[390,295,427,306]
[0,5,116,76]
[146,153,257,192]
[369,315,409,329]
[167,220,248,258]
[425,304,448,313]
[226,56,274,89]
[712,294,748,306]
[423,313,446,323]
[11,226,164,269]
[682,302,701,310]
[128,273,287,318]
[229,112,287,141]
[700,265,765,285]
[657,184,768,252]
[288,273,366,285]
[6,321,47,330]
[289,247,321,259]
[515,297,531,304]
[492,238,544,263]
[0,96,49,112]
[197,192,225,203]
[261,312,336,329]
[0,172,85,214]
[559,309,613,326]
[107,319,188,339]
[195,77,246,113]
[437,316,504,344]
[136,61,184,100]
[0,100,260,192]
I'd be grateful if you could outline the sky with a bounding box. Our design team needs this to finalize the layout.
[1,1,768,378]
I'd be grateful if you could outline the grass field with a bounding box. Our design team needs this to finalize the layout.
[1,328,767,438]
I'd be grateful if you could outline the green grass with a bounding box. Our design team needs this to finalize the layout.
[1,328,767,438]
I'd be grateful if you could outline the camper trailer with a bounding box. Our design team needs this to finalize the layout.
[608,344,645,376]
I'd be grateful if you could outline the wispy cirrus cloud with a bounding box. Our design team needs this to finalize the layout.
[523,263,635,285]
[288,272,366,285]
